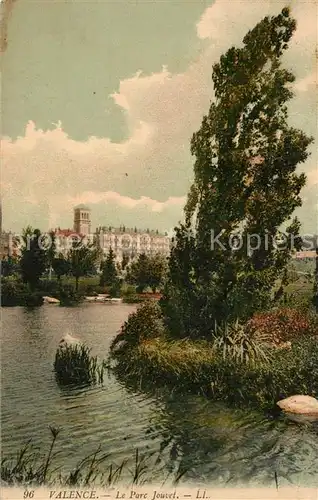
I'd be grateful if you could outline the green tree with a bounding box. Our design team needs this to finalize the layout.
[68,239,99,292]
[20,227,48,291]
[147,254,168,293]
[127,253,167,293]
[100,248,118,287]
[127,253,149,293]
[121,253,130,271]
[162,8,313,338]
[52,255,70,283]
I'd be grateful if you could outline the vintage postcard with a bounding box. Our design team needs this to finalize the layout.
[1,0,317,499]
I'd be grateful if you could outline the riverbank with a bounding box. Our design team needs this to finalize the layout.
[110,301,318,412]
[1,276,160,307]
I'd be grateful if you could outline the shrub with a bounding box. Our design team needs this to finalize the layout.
[112,335,318,412]
[1,278,28,307]
[57,284,83,306]
[110,300,166,354]
[81,284,109,296]
[247,307,318,346]
[39,279,60,297]
[109,280,121,298]
[212,319,271,365]
[54,344,104,385]
[23,291,44,308]
[121,284,143,303]
[121,284,136,296]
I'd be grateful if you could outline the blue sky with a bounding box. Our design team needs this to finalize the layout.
[1,0,317,234]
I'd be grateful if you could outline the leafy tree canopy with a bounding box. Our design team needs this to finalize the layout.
[162,8,314,338]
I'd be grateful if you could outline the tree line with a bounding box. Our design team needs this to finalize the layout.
[1,226,168,299]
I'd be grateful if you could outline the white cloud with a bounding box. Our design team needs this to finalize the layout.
[294,72,317,92]
[68,191,186,213]
[2,0,317,234]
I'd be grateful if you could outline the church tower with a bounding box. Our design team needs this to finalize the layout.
[73,205,91,235]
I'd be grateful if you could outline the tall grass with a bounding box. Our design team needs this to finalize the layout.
[110,334,318,412]
[212,319,271,365]
[1,428,186,487]
[54,344,105,386]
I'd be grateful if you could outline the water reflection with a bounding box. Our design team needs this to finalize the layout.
[2,305,318,487]
[114,370,318,487]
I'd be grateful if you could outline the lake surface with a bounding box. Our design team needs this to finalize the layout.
[2,304,318,487]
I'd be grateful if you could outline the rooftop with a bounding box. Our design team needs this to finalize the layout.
[74,204,90,211]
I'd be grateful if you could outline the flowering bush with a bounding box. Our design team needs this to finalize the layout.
[246,307,317,346]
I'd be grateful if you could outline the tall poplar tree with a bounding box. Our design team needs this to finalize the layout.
[162,8,313,338]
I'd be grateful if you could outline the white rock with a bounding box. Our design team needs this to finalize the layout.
[58,333,81,348]
[43,296,60,304]
[277,395,318,415]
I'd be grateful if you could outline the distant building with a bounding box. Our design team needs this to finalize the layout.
[73,205,91,236]
[95,225,171,262]
[50,207,171,263]
[52,228,83,257]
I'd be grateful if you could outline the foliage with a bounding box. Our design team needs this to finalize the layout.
[57,284,82,306]
[112,334,318,412]
[54,344,105,385]
[23,291,44,308]
[38,279,60,297]
[162,8,313,338]
[109,280,122,298]
[246,307,318,345]
[1,277,29,307]
[121,253,130,270]
[212,319,271,365]
[20,227,48,291]
[52,256,70,282]
[110,300,166,354]
[1,257,20,277]
[67,239,100,291]
[1,277,44,307]
[127,253,167,293]
[100,248,118,287]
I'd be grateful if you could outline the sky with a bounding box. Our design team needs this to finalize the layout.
[1,0,317,235]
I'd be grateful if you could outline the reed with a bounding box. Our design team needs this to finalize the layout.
[54,344,105,386]
[1,429,185,487]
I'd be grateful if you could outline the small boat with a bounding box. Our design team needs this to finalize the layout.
[43,296,60,304]
[277,395,318,415]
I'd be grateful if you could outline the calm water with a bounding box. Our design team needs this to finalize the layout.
[2,304,318,487]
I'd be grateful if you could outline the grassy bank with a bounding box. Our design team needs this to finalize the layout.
[110,301,318,412]
[112,335,318,412]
